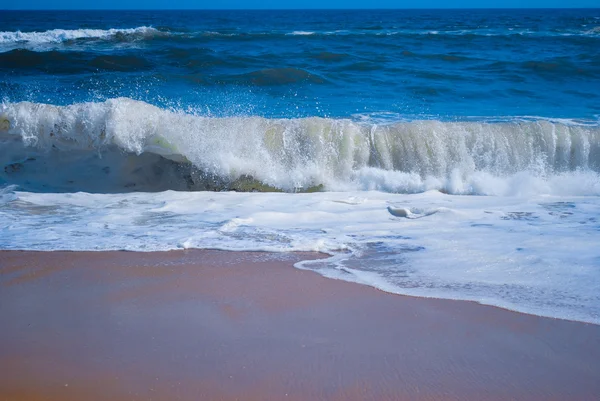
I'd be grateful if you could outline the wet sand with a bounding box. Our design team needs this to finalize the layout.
[0,250,599,401]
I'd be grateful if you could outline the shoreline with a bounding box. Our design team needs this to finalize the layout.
[1,249,599,400]
[5,248,597,326]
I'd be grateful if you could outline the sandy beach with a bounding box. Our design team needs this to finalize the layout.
[1,249,599,401]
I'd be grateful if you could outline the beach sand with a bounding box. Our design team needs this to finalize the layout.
[0,249,599,400]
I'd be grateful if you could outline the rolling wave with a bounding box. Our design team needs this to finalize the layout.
[1,98,599,195]
[233,27,600,38]
[2,47,595,82]
[0,26,166,46]
[0,25,597,49]
[228,68,327,86]
[0,49,153,72]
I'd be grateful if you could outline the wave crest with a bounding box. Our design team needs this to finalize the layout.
[0,26,165,45]
[1,98,599,195]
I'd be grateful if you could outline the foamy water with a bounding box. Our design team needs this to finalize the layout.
[1,188,599,324]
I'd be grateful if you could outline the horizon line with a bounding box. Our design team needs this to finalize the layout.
[2,7,600,11]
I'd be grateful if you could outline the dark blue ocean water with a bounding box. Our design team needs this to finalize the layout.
[1,9,599,120]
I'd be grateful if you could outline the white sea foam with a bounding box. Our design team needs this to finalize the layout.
[1,188,598,325]
[584,26,600,35]
[0,26,163,45]
[288,31,315,35]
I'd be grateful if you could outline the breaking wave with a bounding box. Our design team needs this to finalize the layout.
[1,98,599,195]
[0,26,166,45]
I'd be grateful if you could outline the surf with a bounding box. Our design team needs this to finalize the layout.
[1,98,599,195]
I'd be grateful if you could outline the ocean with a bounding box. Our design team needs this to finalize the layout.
[1,9,599,324]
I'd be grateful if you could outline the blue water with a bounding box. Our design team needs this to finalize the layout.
[1,9,599,120]
[2,9,600,324]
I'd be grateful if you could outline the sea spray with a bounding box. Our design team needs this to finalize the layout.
[2,98,599,194]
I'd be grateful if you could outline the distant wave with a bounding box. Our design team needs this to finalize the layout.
[0,26,167,45]
[287,31,316,36]
[2,47,596,80]
[0,26,600,44]
[402,28,600,38]
[1,98,599,195]
[1,26,597,48]
[204,28,600,39]
[584,26,600,35]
